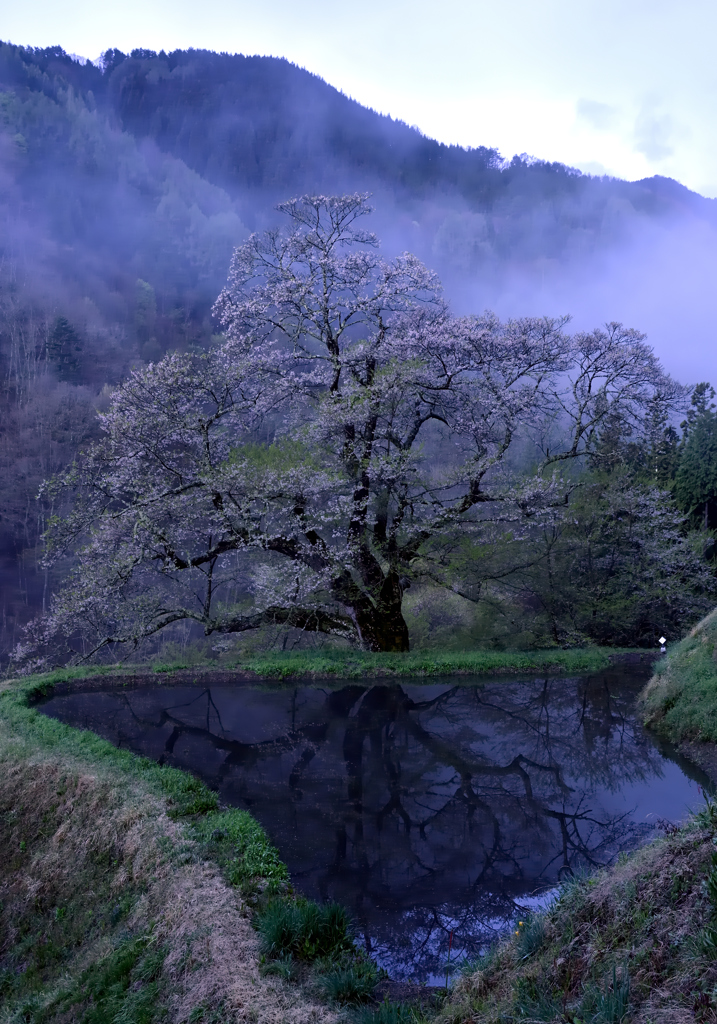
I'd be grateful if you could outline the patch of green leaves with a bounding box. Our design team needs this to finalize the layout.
[698,922,717,959]
[512,976,561,1021]
[695,794,717,830]
[577,965,631,1024]
[705,851,717,906]
[260,952,297,980]
[352,1001,429,1024]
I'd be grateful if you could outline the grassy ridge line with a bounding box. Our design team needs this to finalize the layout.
[642,607,717,745]
[0,675,336,1024]
[155,646,646,680]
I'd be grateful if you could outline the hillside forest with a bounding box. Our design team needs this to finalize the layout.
[3,42,717,662]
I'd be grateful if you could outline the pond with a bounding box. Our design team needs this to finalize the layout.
[39,666,709,983]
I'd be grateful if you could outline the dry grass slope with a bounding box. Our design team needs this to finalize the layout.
[0,681,338,1024]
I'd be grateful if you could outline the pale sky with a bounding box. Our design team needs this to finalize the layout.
[4,0,717,196]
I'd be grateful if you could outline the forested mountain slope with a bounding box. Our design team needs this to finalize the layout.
[1,41,716,660]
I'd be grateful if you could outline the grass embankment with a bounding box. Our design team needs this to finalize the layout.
[3,651,703,1024]
[642,607,717,749]
[0,674,339,1024]
[153,646,644,680]
[438,801,717,1023]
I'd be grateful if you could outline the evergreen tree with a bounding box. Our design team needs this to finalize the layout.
[47,316,83,383]
[675,385,717,528]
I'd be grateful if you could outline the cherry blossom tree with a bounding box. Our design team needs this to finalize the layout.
[17,195,684,664]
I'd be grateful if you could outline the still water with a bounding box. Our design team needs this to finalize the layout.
[39,667,709,981]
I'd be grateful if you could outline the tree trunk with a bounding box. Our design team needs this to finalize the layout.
[355,571,410,652]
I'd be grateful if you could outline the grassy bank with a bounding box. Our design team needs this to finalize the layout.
[152,646,646,680]
[642,607,717,745]
[0,675,337,1024]
[3,655,707,1024]
[438,800,717,1023]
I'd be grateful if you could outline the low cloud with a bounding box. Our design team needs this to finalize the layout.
[576,98,618,131]
[634,101,678,161]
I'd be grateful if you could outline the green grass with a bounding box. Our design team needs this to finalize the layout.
[319,962,378,1005]
[220,646,641,680]
[191,809,288,893]
[0,675,220,817]
[0,674,294,1022]
[642,606,717,743]
[514,915,546,959]
[577,964,631,1024]
[4,646,646,691]
[355,1002,431,1024]
[256,897,354,961]
[31,934,167,1024]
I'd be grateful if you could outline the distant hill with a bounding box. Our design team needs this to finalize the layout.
[1,42,715,336]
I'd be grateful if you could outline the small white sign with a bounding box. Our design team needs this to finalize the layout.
[659,636,667,645]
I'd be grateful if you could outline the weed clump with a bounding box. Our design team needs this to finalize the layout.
[514,915,546,959]
[255,895,388,1011]
[256,896,353,961]
[577,964,631,1023]
[319,963,378,1004]
[353,1001,428,1024]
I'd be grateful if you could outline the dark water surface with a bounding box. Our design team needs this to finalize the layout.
[40,668,709,981]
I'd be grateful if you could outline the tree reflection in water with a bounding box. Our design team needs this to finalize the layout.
[41,669,707,981]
